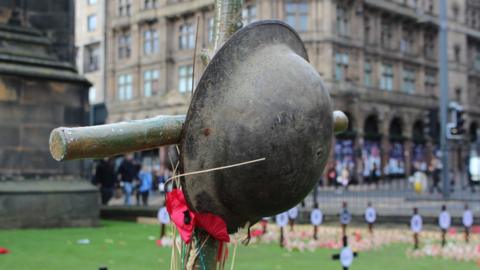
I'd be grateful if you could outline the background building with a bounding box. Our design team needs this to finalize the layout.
[99,0,479,185]
[75,0,106,105]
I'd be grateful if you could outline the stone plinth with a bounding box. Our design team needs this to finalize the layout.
[0,180,99,229]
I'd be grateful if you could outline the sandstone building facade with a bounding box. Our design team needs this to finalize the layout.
[95,0,480,182]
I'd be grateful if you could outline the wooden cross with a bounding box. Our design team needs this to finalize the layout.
[463,204,473,243]
[365,201,376,235]
[340,202,351,238]
[410,207,422,250]
[311,203,323,240]
[332,236,358,270]
[288,207,299,232]
[157,206,170,239]
[276,212,289,248]
[438,205,451,247]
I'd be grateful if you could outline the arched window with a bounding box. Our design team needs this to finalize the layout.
[364,115,379,138]
[362,115,381,180]
[412,120,427,172]
[387,117,405,176]
[389,117,403,141]
[412,120,425,143]
[470,122,479,143]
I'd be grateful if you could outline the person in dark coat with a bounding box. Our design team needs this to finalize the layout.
[118,154,139,206]
[93,158,117,205]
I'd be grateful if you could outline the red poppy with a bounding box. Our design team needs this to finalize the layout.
[166,189,229,243]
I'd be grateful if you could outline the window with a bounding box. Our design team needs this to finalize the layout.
[118,74,133,101]
[87,14,97,32]
[335,52,349,81]
[405,0,417,8]
[400,25,414,54]
[143,28,159,55]
[88,87,96,104]
[454,44,461,62]
[84,43,100,72]
[207,17,214,44]
[473,46,480,71]
[402,68,416,93]
[336,6,349,36]
[452,3,459,21]
[242,4,257,26]
[380,19,393,50]
[380,64,394,91]
[424,31,436,59]
[143,70,159,97]
[427,0,434,13]
[144,0,157,9]
[284,0,308,32]
[118,32,131,59]
[471,10,478,29]
[88,0,97,5]
[425,69,437,95]
[178,65,193,93]
[118,0,131,16]
[364,61,373,87]
[364,16,371,44]
[179,23,195,50]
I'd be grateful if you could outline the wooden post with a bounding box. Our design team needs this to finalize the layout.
[289,218,295,232]
[49,115,185,161]
[185,1,244,268]
[313,225,318,240]
[160,223,166,239]
[280,227,285,248]
[261,219,268,234]
[212,0,244,53]
[463,204,472,243]
[441,229,446,247]
[413,233,419,250]
[465,227,470,243]
[185,229,220,269]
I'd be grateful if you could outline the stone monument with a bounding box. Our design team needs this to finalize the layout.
[0,0,99,228]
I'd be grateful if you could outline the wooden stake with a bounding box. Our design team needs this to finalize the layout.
[465,227,470,243]
[341,224,347,238]
[160,223,166,238]
[261,220,267,234]
[185,229,219,269]
[413,233,419,250]
[183,1,244,268]
[280,227,284,248]
[441,229,446,247]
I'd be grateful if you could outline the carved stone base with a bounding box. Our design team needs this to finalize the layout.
[0,179,100,229]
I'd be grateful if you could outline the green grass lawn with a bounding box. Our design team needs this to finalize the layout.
[0,220,477,270]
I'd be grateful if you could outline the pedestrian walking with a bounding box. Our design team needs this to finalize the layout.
[138,165,153,206]
[429,157,442,194]
[117,153,139,206]
[93,158,117,205]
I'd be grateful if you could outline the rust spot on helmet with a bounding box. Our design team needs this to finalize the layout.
[203,128,211,136]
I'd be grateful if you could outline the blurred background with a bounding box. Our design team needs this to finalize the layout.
[0,0,479,235]
[1,0,480,269]
[72,0,480,220]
